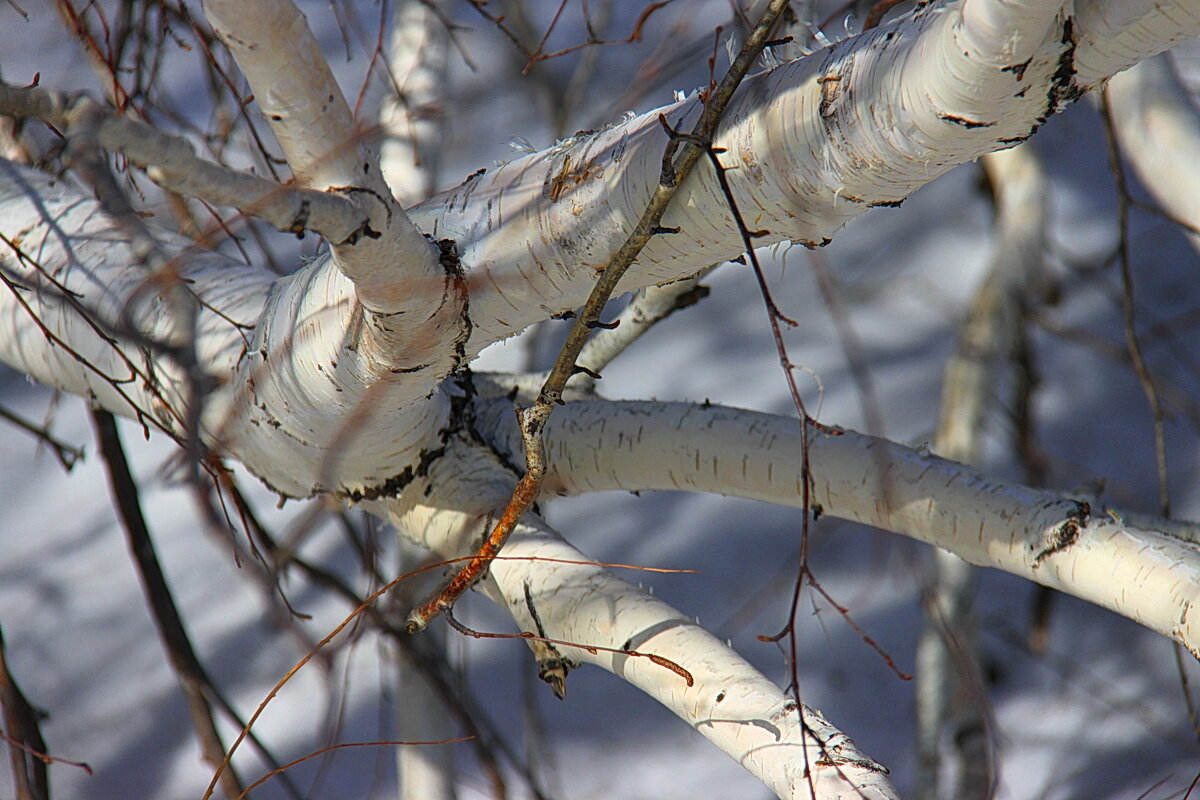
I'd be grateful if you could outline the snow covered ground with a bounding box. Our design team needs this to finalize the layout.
[1,2,1199,799]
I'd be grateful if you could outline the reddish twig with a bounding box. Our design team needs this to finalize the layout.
[405,0,792,636]
[235,737,473,800]
[444,609,694,687]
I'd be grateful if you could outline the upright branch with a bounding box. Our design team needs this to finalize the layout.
[379,0,449,208]
[202,0,447,333]
[404,0,794,633]
[914,143,1050,800]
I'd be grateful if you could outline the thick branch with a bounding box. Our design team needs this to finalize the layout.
[0,162,448,497]
[202,0,447,328]
[375,440,899,800]
[411,0,1200,356]
[474,397,1200,657]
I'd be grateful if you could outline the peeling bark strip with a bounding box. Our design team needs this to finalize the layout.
[938,114,996,129]
[436,237,473,373]
[1047,16,1083,113]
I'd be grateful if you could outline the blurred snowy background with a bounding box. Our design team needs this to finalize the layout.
[1,1,1199,798]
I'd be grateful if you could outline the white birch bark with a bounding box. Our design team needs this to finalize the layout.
[377,6,458,798]
[371,439,899,800]
[202,0,458,365]
[379,0,448,209]
[0,161,449,497]
[406,0,1200,356]
[472,397,1200,658]
[1106,54,1200,245]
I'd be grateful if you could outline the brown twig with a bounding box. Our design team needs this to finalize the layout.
[90,410,301,800]
[444,609,694,687]
[1098,91,1171,518]
[206,551,561,800]
[235,737,473,800]
[0,404,84,471]
[0,623,53,800]
[405,0,792,636]
[464,0,673,71]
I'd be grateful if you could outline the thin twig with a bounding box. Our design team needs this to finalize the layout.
[90,410,301,800]
[0,623,52,800]
[0,404,84,471]
[405,0,792,635]
[1098,90,1170,517]
[1100,90,1195,747]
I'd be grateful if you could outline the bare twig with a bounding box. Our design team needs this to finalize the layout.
[90,410,301,800]
[1100,86,1195,747]
[0,404,83,471]
[575,267,714,377]
[0,623,51,800]
[405,0,793,635]
[1099,90,1170,517]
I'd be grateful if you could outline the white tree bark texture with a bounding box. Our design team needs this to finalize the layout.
[203,0,455,352]
[370,439,900,800]
[378,6,458,798]
[405,0,1200,356]
[473,397,1200,658]
[379,0,448,209]
[0,163,450,498]
[1,0,1182,500]
[1107,54,1200,246]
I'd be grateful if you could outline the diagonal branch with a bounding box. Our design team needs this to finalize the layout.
[408,0,1200,359]
[404,0,794,633]
[0,623,50,800]
[378,438,900,800]
[201,0,443,321]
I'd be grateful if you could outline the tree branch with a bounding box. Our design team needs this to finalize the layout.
[202,0,448,331]
[474,397,1200,658]
[0,83,376,244]
[0,162,450,498]
[410,0,1200,358]
[376,439,899,800]
[1105,54,1200,248]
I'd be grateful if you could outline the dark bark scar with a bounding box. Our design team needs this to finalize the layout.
[1033,500,1090,566]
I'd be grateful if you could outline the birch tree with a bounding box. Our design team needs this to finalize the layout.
[1,1,1200,799]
